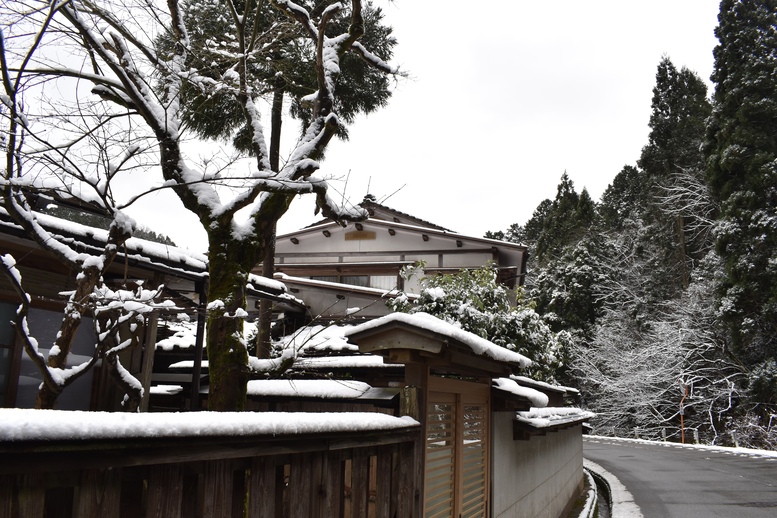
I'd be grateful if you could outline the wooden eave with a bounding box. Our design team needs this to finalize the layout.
[277,219,527,256]
[491,387,533,412]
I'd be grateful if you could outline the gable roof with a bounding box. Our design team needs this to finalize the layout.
[302,197,451,232]
[344,312,532,378]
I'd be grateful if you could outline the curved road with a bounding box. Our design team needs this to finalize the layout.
[583,436,777,517]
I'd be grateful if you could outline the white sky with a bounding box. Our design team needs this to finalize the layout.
[129,0,722,251]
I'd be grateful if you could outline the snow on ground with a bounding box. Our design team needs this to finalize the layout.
[578,468,598,518]
[0,409,419,441]
[584,458,644,518]
[585,434,777,459]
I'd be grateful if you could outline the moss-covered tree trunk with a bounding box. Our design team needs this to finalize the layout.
[206,240,253,411]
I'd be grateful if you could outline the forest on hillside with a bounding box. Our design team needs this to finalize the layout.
[486,0,777,449]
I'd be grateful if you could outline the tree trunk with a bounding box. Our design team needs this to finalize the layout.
[35,267,101,409]
[205,236,258,411]
[256,87,285,359]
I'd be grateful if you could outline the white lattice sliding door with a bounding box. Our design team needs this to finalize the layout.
[425,393,456,518]
[425,379,490,518]
[461,401,488,517]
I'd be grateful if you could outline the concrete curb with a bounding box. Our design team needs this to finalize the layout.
[583,459,644,518]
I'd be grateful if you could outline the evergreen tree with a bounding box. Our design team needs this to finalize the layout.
[639,57,713,292]
[705,0,777,377]
[534,172,582,265]
[484,223,525,244]
[531,235,608,339]
[524,198,553,246]
[598,165,645,231]
[164,0,396,151]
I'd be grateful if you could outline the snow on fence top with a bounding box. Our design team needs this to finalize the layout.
[345,312,533,368]
[0,409,419,442]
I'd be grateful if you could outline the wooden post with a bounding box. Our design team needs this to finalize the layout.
[202,460,233,518]
[74,468,121,517]
[140,312,159,412]
[190,280,207,410]
[349,451,370,518]
[146,464,183,518]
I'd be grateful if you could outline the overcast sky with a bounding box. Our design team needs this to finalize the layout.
[131,0,722,250]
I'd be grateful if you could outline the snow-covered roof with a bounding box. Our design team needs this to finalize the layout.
[278,324,359,355]
[0,409,418,441]
[1,207,298,305]
[246,379,371,399]
[300,198,452,232]
[515,407,596,429]
[293,355,393,369]
[345,312,532,368]
[493,377,549,408]
[0,207,208,277]
[274,272,414,299]
[511,375,575,395]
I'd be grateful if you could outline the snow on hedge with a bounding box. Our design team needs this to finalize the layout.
[0,409,419,441]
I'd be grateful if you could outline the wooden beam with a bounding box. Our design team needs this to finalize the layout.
[139,312,159,412]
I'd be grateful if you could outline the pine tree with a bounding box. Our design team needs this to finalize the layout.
[705,0,777,374]
[639,57,712,292]
[164,0,397,150]
[598,165,645,231]
[534,172,583,265]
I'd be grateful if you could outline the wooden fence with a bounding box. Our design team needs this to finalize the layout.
[0,427,420,518]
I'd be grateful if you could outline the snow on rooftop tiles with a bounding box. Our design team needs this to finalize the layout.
[278,324,358,354]
[345,312,532,368]
[0,409,419,441]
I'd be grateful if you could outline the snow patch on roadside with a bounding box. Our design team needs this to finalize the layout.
[586,434,777,460]
[584,459,644,518]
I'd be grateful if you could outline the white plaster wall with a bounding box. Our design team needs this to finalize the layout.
[491,412,584,518]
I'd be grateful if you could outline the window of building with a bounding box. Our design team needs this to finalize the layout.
[0,302,18,407]
[369,275,398,291]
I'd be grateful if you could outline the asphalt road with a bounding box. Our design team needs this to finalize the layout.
[583,436,777,518]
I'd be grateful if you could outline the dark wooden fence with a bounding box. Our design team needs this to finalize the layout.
[0,427,420,518]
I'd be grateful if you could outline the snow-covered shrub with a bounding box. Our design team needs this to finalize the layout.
[388,264,570,382]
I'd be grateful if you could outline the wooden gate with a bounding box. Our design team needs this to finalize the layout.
[424,377,490,518]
